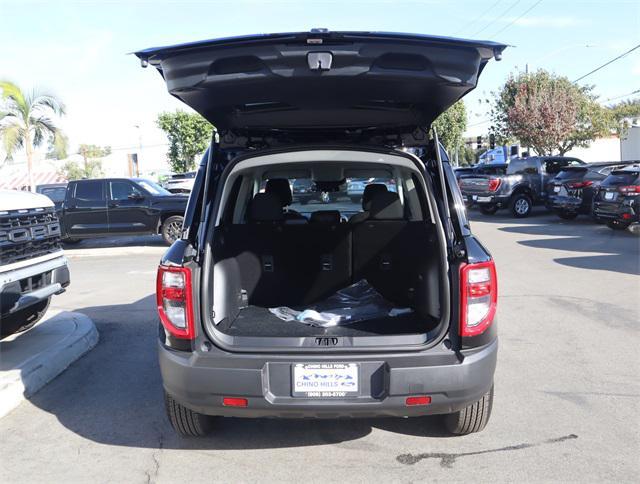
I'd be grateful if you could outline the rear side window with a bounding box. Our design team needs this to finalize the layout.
[74,181,104,202]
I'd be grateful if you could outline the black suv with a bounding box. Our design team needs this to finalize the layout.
[138,31,505,436]
[546,163,632,220]
[593,165,640,231]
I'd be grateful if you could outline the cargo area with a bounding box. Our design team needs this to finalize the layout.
[202,150,449,349]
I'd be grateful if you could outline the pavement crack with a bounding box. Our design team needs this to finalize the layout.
[396,434,578,468]
[145,431,164,484]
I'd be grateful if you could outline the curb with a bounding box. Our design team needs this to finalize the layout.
[0,311,99,419]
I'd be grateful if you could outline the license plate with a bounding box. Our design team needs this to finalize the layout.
[477,196,492,202]
[292,363,359,397]
[604,192,615,200]
[554,186,561,193]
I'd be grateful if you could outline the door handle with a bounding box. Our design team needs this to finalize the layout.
[109,202,119,208]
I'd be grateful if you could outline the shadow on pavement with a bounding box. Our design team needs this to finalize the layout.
[469,208,639,276]
[28,295,450,450]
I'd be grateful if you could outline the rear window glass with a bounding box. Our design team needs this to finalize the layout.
[555,167,588,180]
[475,165,507,175]
[602,171,640,186]
[39,186,66,202]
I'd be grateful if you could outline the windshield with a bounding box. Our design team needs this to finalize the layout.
[136,179,172,196]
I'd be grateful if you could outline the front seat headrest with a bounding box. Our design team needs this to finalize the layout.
[249,193,283,223]
[265,179,293,207]
[310,210,341,224]
[362,183,388,210]
[369,191,404,220]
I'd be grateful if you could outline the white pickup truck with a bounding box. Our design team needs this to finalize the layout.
[0,190,70,338]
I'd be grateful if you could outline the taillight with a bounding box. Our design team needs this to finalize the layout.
[459,261,497,337]
[619,185,640,195]
[568,181,593,189]
[156,265,195,339]
[488,178,501,192]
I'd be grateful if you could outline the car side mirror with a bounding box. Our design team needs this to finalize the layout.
[128,193,145,200]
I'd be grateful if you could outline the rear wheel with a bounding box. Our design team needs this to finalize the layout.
[510,194,532,218]
[0,298,51,339]
[479,204,499,215]
[607,220,630,230]
[164,392,214,437]
[161,215,184,245]
[444,385,494,435]
[558,210,578,220]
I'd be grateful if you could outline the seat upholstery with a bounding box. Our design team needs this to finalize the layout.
[249,193,283,223]
[348,183,389,224]
[310,210,341,224]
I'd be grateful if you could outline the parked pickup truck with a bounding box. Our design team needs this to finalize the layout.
[59,178,188,245]
[1,190,70,338]
[459,156,584,217]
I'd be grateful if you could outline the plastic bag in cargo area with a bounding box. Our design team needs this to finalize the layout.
[269,279,412,327]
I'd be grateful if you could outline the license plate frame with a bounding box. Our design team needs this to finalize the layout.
[476,196,492,203]
[604,192,615,200]
[292,363,360,398]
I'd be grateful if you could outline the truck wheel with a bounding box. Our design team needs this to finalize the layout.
[510,194,532,218]
[444,384,494,435]
[63,238,82,245]
[607,220,630,231]
[161,216,184,245]
[558,211,578,220]
[479,204,499,215]
[164,391,214,437]
[0,298,51,339]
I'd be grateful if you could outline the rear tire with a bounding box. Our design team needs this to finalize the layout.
[164,392,214,437]
[161,215,184,245]
[558,211,578,220]
[607,220,630,230]
[0,297,51,339]
[444,385,494,435]
[510,194,532,218]
[479,204,499,215]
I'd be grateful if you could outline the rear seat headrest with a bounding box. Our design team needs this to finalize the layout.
[310,210,341,224]
[249,193,283,223]
[369,191,404,220]
[265,179,293,207]
[362,183,388,210]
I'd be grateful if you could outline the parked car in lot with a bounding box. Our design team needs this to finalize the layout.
[162,172,196,194]
[346,177,396,203]
[138,30,505,437]
[59,178,188,245]
[0,190,70,338]
[35,183,68,210]
[459,156,584,217]
[592,165,640,231]
[546,163,632,220]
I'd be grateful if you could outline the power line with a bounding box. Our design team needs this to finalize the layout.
[471,0,522,37]
[489,0,544,39]
[452,0,502,36]
[573,43,640,83]
[604,89,640,103]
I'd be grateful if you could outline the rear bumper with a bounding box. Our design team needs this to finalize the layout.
[0,254,70,316]
[593,200,639,223]
[546,195,586,212]
[159,338,498,418]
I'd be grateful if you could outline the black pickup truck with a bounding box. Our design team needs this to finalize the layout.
[59,178,188,245]
[459,156,584,217]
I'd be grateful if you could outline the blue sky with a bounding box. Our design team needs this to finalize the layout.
[1,0,639,155]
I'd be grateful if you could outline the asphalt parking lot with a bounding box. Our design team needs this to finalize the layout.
[1,209,638,483]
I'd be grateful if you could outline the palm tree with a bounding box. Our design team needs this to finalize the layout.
[0,81,66,191]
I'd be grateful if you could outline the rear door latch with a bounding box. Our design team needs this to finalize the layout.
[308,52,332,71]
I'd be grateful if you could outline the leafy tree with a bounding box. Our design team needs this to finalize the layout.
[0,80,66,190]
[490,70,613,155]
[432,100,467,156]
[156,111,213,173]
[59,159,104,180]
[46,132,68,160]
[608,99,640,136]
